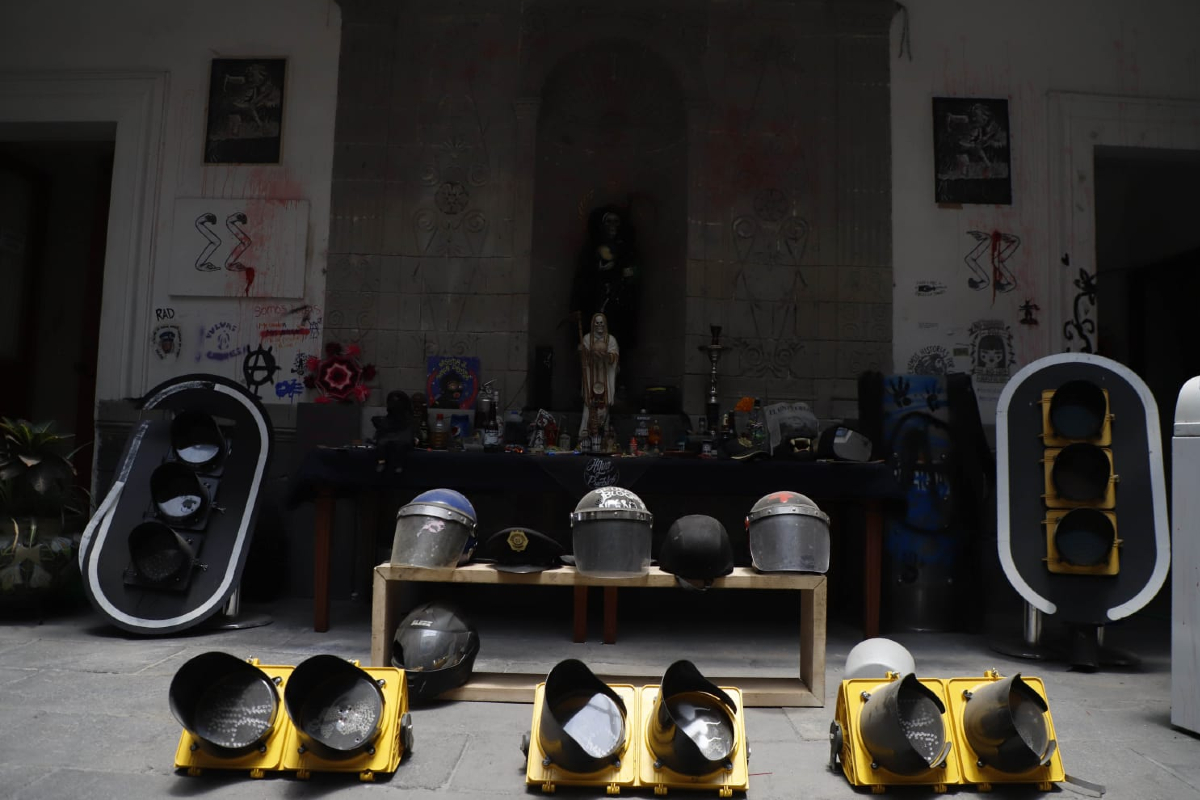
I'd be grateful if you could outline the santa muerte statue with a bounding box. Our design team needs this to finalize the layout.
[577,312,619,444]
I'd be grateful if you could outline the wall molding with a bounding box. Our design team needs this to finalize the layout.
[1048,91,1200,353]
[0,70,168,402]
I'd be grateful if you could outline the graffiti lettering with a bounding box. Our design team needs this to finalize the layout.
[275,378,304,401]
[155,307,176,320]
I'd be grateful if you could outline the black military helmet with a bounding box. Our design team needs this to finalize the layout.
[658,514,735,588]
[391,601,480,702]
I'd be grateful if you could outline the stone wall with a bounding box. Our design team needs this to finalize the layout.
[329,0,893,423]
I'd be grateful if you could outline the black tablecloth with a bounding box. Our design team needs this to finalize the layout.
[289,447,904,506]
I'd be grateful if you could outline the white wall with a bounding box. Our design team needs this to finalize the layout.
[0,0,341,405]
[890,0,1200,420]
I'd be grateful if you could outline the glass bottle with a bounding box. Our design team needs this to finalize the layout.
[483,402,502,452]
[431,414,448,450]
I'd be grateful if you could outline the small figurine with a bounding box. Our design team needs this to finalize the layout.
[370,390,417,472]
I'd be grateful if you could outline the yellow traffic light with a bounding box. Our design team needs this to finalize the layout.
[944,670,1065,791]
[171,652,413,781]
[637,660,748,797]
[524,658,639,794]
[832,670,1070,792]
[830,673,961,792]
[170,653,292,778]
[1040,382,1120,576]
[523,659,747,796]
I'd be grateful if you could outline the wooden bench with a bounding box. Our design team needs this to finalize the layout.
[370,562,827,708]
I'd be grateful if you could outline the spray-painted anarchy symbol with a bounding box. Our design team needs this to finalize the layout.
[243,345,279,396]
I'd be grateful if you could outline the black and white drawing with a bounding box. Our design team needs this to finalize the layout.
[933,97,1012,205]
[204,58,286,164]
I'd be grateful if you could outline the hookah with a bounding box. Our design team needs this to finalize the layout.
[697,324,726,433]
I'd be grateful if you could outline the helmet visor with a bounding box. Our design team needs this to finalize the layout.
[400,628,473,671]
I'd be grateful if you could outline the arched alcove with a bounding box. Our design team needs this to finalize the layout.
[528,39,688,413]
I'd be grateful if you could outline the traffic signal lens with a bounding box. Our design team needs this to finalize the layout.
[1050,444,1111,501]
[962,674,1055,773]
[538,658,628,773]
[128,521,195,585]
[151,462,210,524]
[859,673,950,775]
[648,660,739,775]
[661,691,736,761]
[171,410,225,469]
[1048,380,1107,439]
[558,692,626,758]
[284,655,385,760]
[169,652,282,757]
[1054,508,1115,567]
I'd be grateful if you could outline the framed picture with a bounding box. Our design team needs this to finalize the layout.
[426,355,481,410]
[204,58,286,164]
[932,97,1012,205]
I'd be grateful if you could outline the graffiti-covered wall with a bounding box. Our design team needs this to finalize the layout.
[890,0,1200,428]
[0,0,341,407]
[328,0,895,423]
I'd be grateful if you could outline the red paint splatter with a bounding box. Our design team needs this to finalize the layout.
[989,230,1003,305]
[260,327,310,339]
[243,267,256,296]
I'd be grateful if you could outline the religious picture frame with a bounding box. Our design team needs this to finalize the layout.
[204,57,287,165]
[932,97,1012,205]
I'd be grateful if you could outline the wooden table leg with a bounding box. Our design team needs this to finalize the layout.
[371,568,401,666]
[314,488,334,632]
[603,587,617,644]
[864,499,882,638]
[573,585,588,643]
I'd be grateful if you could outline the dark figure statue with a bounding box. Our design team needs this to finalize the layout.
[571,205,639,351]
[371,390,417,473]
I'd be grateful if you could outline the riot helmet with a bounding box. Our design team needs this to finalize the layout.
[391,601,480,701]
[391,488,478,569]
[746,491,831,573]
[658,514,734,588]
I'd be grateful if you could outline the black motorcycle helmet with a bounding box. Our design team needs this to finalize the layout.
[391,601,480,702]
[658,514,735,588]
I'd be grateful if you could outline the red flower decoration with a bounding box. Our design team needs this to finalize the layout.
[304,341,375,405]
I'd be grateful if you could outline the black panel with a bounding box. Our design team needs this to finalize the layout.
[1004,362,1161,624]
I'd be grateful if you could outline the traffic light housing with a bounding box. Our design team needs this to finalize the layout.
[523,659,748,796]
[831,670,1066,792]
[830,673,961,792]
[997,353,1169,626]
[171,652,414,781]
[80,375,273,634]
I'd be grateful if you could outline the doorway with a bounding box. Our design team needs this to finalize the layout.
[1094,146,1200,458]
[0,124,115,481]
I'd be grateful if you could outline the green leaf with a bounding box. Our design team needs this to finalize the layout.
[0,562,23,590]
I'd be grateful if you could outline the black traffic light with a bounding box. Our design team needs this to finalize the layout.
[997,353,1169,661]
[80,374,272,634]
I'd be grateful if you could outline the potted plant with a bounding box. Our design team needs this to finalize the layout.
[0,418,88,612]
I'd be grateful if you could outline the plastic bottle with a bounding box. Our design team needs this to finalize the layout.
[431,414,448,450]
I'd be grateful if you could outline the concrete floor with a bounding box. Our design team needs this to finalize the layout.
[0,595,1194,800]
